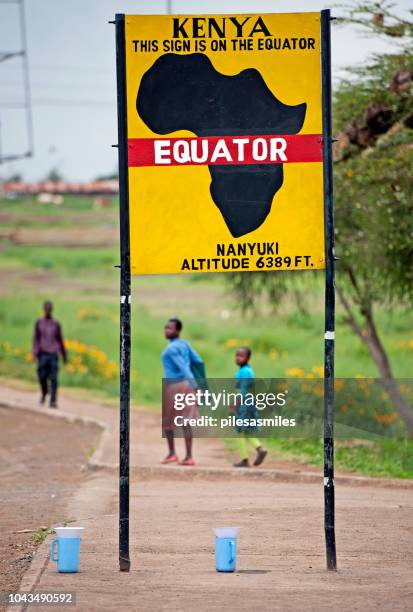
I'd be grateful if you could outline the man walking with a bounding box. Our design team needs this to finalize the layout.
[32,301,67,408]
[161,317,204,466]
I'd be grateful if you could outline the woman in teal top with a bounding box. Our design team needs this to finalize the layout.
[233,347,267,468]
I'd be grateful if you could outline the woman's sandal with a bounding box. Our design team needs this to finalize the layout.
[179,457,196,466]
[160,454,179,464]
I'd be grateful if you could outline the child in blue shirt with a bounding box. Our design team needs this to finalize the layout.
[232,347,267,468]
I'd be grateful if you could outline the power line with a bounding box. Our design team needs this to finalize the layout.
[0,50,24,62]
[1,63,114,74]
[0,98,115,108]
[0,78,114,89]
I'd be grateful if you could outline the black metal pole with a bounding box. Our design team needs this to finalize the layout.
[115,13,131,572]
[321,8,337,571]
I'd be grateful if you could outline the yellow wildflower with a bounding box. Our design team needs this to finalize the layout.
[314,384,324,397]
[373,412,399,425]
[285,367,305,378]
[312,365,324,377]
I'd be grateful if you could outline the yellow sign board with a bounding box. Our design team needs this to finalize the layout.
[124,13,324,274]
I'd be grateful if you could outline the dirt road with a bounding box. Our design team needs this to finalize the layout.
[0,406,100,607]
[1,384,412,611]
[25,473,413,612]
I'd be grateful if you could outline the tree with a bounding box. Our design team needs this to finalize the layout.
[4,172,23,182]
[94,170,118,181]
[226,1,413,433]
[44,167,64,182]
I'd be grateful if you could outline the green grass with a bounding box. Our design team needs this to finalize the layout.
[1,286,411,404]
[31,527,54,545]
[0,195,117,228]
[0,244,119,273]
[1,196,412,479]
[266,438,413,479]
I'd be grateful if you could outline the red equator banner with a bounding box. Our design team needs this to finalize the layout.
[128,134,323,167]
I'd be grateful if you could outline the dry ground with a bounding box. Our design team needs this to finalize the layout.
[0,406,100,609]
[1,386,412,611]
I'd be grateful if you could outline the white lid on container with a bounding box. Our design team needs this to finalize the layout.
[213,527,240,538]
[54,527,84,539]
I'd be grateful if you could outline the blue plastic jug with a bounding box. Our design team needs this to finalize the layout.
[50,527,84,573]
[213,527,239,572]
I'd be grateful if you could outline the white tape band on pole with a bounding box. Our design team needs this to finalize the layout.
[120,296,132,304]
[325,331,335,340]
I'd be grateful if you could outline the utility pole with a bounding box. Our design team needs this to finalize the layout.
[0,0,33,164]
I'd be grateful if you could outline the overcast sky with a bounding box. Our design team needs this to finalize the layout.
[0,0,410,181]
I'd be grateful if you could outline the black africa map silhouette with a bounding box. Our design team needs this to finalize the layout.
[137,53,306,238]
